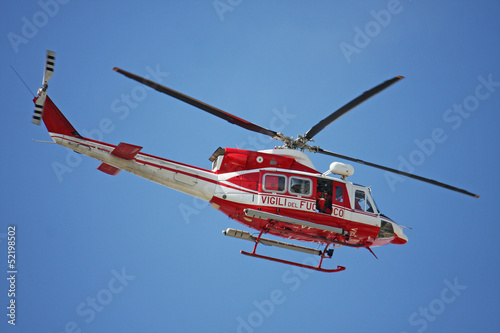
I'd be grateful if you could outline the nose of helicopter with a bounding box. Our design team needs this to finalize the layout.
[391,224,408,245]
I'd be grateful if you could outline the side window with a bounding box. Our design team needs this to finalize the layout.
[354,190,366,211]
[355,189,375,213]
[334,186,344,204]
[263,174,286,193]
[289,177,312,196]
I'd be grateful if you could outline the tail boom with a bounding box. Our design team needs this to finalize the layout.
[50,133,217,201]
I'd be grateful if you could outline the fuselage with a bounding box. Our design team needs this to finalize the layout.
[51,126,407,248]
[39,94,406,249]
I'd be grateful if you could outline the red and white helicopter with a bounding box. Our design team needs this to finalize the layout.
[32,51,478,273]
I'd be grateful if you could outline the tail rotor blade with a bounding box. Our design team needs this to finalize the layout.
[32,50,55,126]
[42,50,55,85]
[32,94,46,125]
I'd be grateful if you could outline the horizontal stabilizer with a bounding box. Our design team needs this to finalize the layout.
[97,163,121,176]
[111,142,142,160]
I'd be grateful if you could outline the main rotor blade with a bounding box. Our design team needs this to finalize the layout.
[304,76,404,140]
[316,148,479,198]
[113,67,280,138]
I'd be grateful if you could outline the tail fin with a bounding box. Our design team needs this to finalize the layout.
[34,95,81,138]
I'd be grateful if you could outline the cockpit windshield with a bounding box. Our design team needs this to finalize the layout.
[367,187,380,213]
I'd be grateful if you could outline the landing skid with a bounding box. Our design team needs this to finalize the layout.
[228,227,345,273]
[240,250,346,273]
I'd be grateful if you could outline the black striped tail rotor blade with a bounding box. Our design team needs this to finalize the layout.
[32,50,56,125]
[32,94,46,125]
[42,50,55,84]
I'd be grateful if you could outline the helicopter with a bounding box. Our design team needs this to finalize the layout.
[31,51,478,273]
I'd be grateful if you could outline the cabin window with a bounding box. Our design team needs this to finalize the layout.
[354,189,375,213]
[263,174,286,193]
[334,186,344,204]
[289,177,312,196]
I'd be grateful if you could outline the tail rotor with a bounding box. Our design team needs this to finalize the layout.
[32,50,55,125]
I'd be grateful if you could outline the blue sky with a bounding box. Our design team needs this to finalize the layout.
[1,1,499,332]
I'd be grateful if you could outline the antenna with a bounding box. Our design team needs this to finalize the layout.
[10,65,35,98]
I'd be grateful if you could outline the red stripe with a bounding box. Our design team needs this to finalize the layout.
[51,134,218,185]
[55,134,213,173]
